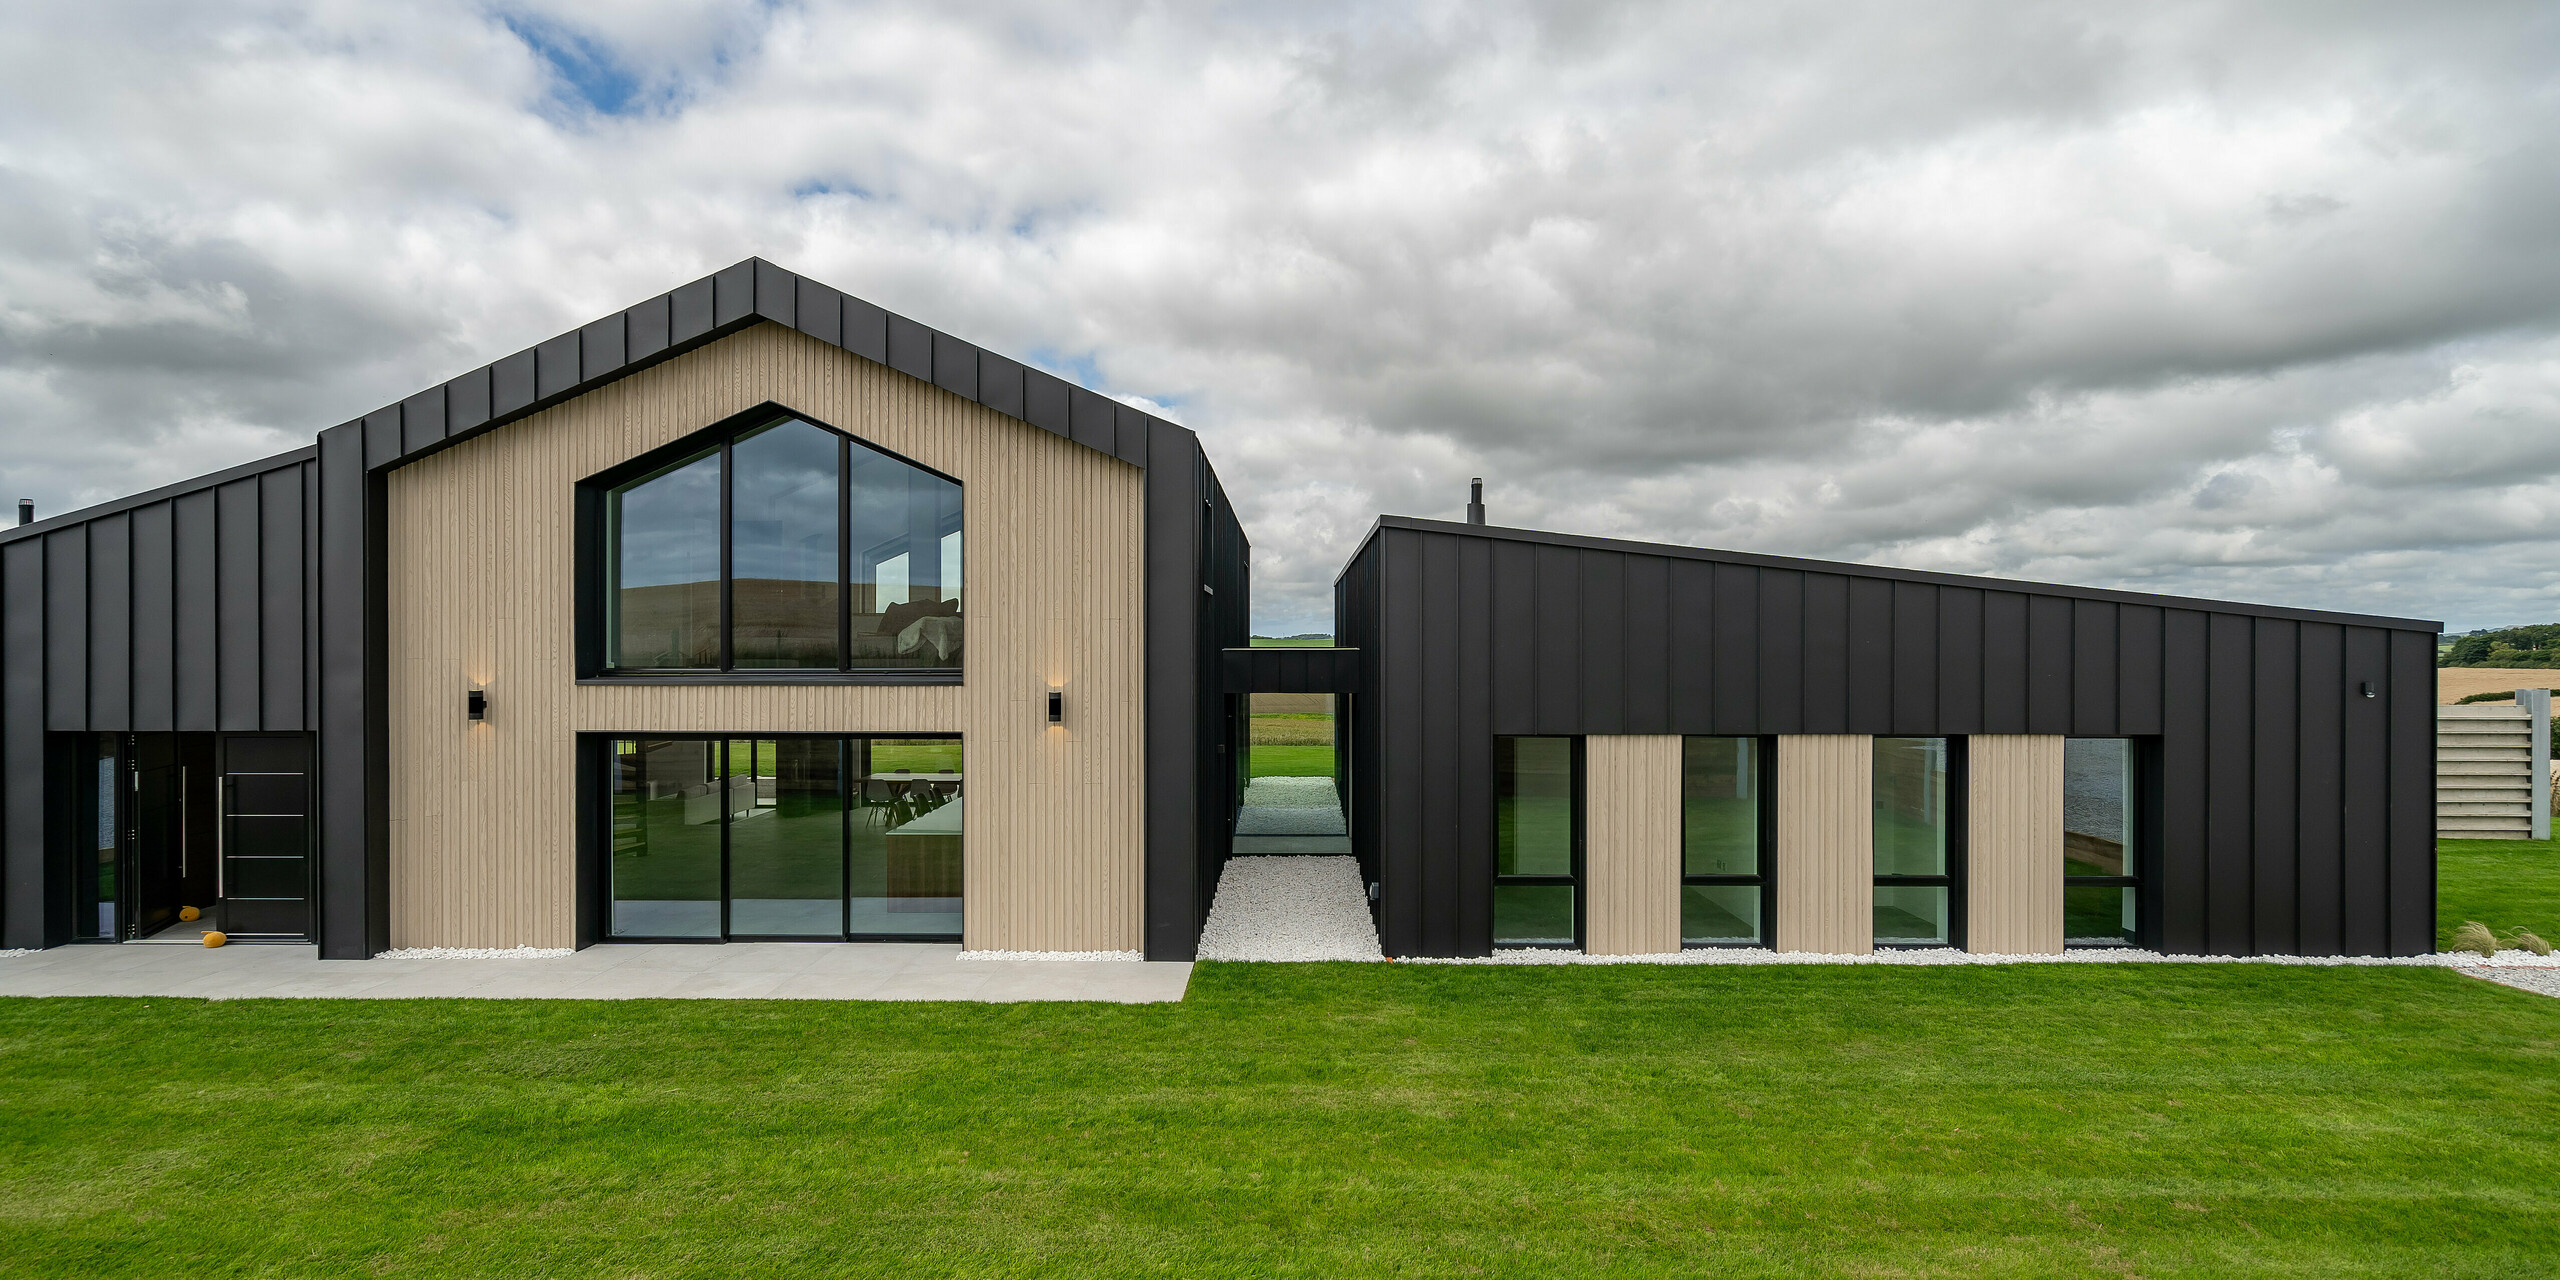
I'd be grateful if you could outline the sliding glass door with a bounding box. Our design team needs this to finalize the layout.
[609,734,961,941]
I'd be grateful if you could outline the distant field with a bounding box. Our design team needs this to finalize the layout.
[2437,667,2560,702]
[1248,636,1335,647]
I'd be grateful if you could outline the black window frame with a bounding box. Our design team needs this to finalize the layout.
[1679,734,1776,949]
[1872,735,1967,950]
[1491,734,1584,950]
[2062,735,2152,949]
[592,731,964,944]
[576,402,964,685]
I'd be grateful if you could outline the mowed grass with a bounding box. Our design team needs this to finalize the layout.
[2439,836,2560,947]
[4,965,2557,1278]
[1246,743,1334,777]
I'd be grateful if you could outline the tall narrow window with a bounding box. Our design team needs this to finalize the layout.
[1874,736,1959,946]
[601,412,961,674]
[1494,736,1579,947]
[1681,736,1767,946]
[77,734,120,939]
[2064,738,2139,946]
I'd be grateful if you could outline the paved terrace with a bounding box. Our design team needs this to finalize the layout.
[0,942,1194,1003]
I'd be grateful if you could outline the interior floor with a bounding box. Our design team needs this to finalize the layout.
[133,912,222,944]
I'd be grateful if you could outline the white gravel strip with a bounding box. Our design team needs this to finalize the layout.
[1240,777,1339,808]
[1402,947,2560,967]
[958,949,1144,962]
[2464,967,2560,998]
[0,949,29,959]
[1196,856,1384,962]
[374,946,573,960]
[1235,806,1347,835]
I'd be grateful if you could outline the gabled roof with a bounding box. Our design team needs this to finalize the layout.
[334,258,1177,474]
[1359,515,2443,632]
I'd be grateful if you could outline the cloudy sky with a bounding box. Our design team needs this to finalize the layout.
[3,1,2557,635]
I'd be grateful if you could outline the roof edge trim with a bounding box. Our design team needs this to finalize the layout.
[1372,515,2444,633]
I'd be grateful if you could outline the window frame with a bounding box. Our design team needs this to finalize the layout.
[2062,736,2151,949]
[1871,735,1967,950]
[1491,734,1584,950]
[593,732,964,944]
[576,402,964,685]
[1679,734,1776,949]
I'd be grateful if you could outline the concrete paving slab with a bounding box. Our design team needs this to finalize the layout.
[0,943,1190,1003]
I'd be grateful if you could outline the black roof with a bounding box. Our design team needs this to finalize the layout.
[1356,515,2442,632]
[11,258,1181,542]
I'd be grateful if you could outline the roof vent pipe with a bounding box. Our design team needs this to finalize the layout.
[15,500,28,527]
[1467,478,1485,526]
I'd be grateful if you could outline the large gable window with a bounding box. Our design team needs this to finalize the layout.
[600,411,962,674]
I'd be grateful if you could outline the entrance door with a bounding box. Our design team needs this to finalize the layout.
[131,757,185,938]
[219,735,312,939]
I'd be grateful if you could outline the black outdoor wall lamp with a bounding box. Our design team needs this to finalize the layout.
[467,687,489,722]
[1047,686,1065,726]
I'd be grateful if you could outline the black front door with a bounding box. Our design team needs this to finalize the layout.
[219,735,312,939]
[131,759,185,938]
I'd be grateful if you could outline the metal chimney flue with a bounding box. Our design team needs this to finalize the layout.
[15,500,29,527]
[1467,477,1485,526]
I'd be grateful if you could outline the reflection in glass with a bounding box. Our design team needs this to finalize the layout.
[848,441,964,668]
[610,739,724,936]
[610,447,722,669]
[1495,885,1576,947]
[2065,885,2136,943]
[726,738,845,935]
[1682,884,1760,946]
[1874,885,1950,945]
[2065,738,2138,945]
[730,422,842,669]
[1873,737,1948,876]
[78,734,118,939]
[853,737,964,936]
[1497,737,1574,876]
[1682,737,1759,875]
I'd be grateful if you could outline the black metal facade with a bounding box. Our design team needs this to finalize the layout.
[1,448,321,947]
[4,259,1242,958]
[1338,517,2440,959]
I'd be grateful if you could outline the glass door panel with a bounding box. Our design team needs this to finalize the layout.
[852,737,963,937]
[726,738,847,937]
[610,738,724,937]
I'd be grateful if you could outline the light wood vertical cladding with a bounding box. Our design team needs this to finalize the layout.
[386,323,1146,951]
[1582,735,1681,955]
[1774,735,1871,954]
[1965,735,2065,955]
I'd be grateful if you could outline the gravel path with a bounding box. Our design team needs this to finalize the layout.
[2465,967,2560,998]
[1235,776,1347,835]
[1195,856,1383,962]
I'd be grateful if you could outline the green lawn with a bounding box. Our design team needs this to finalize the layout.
[1246,744,1333,778]
[3,965,2555,1277]
[2439,836,2560,948]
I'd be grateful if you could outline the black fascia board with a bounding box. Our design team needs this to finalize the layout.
[344,257,1155,481]
[0,444,319,547]
[1346,515,2444,634]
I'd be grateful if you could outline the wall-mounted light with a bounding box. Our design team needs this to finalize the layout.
[2360,682,2377,699]
[467,688,489,722]
[1046,687,1065,726]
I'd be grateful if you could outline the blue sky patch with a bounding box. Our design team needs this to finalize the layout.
[501,13,647,117]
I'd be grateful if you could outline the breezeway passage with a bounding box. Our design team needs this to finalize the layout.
[0,942,1192,1002]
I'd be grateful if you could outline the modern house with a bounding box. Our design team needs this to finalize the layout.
[0,261,2442,961]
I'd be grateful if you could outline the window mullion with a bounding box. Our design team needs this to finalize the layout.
[718,435,734,671]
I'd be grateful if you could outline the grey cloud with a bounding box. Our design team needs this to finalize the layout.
[1,0,2557,634]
